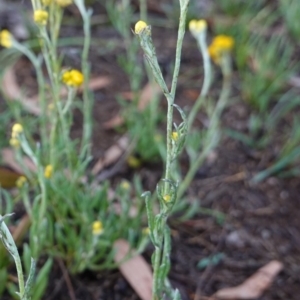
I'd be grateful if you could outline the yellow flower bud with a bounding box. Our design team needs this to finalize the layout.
[92,221,104,235]
[44,164,53,179]
[62,69,84,87]
[48,103,55,111]
[9,138,20,148]
[127,155,141,168]
[212,35,234,51]
[189,19,207,33]
[134,20,148,34]
[120,180,131,190]
[142,227,150,235]
[208,35,234,64]
[34,10,49,26]
[163,194,171,202]
[16,176,27,188]
[0,30,13,48]
[172,131,179,141]
[11,123,23,138]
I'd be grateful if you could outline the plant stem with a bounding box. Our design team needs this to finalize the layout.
[188,31,211,128]
[15,254,25,298]
[76,0,92,159]
[165,0,189,183]
[152,245,162,300]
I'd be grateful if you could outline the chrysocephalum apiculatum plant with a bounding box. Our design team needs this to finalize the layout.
[0,0,147,297]
[135,3,234,299]
[134,0,190,298]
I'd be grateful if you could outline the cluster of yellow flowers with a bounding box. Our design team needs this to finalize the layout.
[9,123,23,148]
[188,19,234,64]
[16,176,27,188]
[208,35,234,64]
[0,30,12,48]
[34,10,49,26]
[33,0,73,26]
[62,69,84,87]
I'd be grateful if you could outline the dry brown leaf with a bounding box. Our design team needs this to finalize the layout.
[103,115,124,129]
[0,166,22,189]
[2,67,41,115]
[104,82,162,129]
[114,239,152,300]
[213,260,283,299]
[59,76,111,97]
[2,148,37,173]
[137,81,161,110]
[120,91,133,100]
[91,135,129,175]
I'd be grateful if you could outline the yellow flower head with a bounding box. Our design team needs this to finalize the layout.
[0,30,13,48]
[16,176,27,188]
[134,20,148,34]
[120,180,131,190]
[11,123,23,138]
[48,103,55,111]
[10,138,20,148]
[62,69,84,87]
[34,10,49,26]
[55,0,72,7]
[44,164,53,178]
[171,131,179,141]
[208,35,234,64]
[163,194,171,202]
[92,221,104,235]
[127,155,141,168]
[142,227,150,235]
[189,19,207,34]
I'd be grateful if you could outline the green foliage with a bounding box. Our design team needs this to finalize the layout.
[240,35,295,113]
[253,116,300,182]
[219,0,267,16]
[280,0,300,40]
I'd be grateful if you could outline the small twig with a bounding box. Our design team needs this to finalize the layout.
[57,258,76,300]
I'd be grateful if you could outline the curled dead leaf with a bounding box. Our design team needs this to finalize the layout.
[213,260,283,299]
[114,239,152,300]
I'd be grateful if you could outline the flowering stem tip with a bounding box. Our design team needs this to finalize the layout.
[0,30,12,48]
[134,20,148,34]
[34,10,49,26]
[62,69,84,87]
